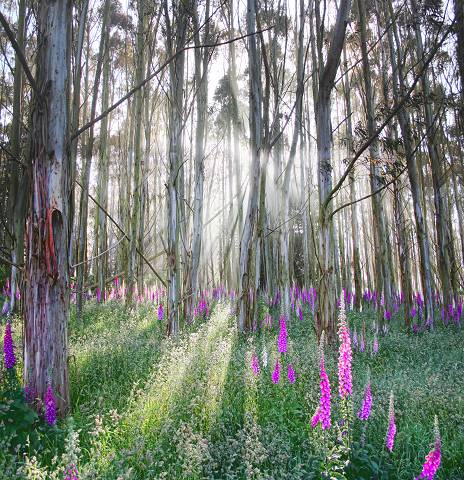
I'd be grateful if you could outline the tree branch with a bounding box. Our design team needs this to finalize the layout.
[0,10,40,98]
[71,26,274,141]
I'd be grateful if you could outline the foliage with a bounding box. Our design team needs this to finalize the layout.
[2,300,464,478]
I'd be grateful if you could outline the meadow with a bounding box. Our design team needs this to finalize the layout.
[2,292,464,479]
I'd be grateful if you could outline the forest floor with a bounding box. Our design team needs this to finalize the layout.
[3,300,464,479]
[64,300,464,479]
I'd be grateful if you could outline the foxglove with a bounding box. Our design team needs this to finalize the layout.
[251,353,260,376]
[3,321,15,369]
[45,384,57,426]
[386,391,396,452]
[358,382,372,421]
[287,364,296,384]
[311,332,331,430]
[272,359,280,384]
[337,297,352,398]
[415,416,441,480]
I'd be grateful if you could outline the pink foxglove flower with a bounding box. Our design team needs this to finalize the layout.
[372,334,379,355]
[386,391,396,452]
[337,297,352,398]
[415,416,441,480]
[312,332,331,430]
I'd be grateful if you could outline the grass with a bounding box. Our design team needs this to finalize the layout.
[2,300,464,478]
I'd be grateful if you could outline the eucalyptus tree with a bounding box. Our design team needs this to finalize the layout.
[127,0,147,305]
[8,0,26,312]
[313,0,352,340]
[357,0,393,316]
[190,0,211,311]
[164,0,190,334]
[238,0,263,331]
[75,0,111,318]
[24,0,72,417]
[386,0,434,325]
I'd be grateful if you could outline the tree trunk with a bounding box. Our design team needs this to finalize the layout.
[315,0,351,340]
[127,0,146,305]
[165,0,189,334]
[387,0,434,325]
[190,0,210,310]
[9,0,26,312]
[76,0,111,318]
[24,0,72,417]
[357,0,392,316]
[96,39,111,301]
[238,0,262,331]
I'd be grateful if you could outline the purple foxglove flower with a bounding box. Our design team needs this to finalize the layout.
[359,335,365,352]
[45,384,57,426]
[251,353,260,376]
[384,310,392,322]
[337,298,352,398]
[277,315,288,353]
[353,328,358,349]
[64,464,79,480]
[386,392,396,452]
[358,383,372,421]
[372,335,379,355]
[3,321,16,369]
[157,304,164,321]
[2,301,9,316]
[272,359,280,384]
[287,364,296,384]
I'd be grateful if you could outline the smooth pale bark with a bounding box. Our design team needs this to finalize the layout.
[357,0,392,315]
[362,210,372,289]
[165,0,189,335]
[69,0,89,268]
[76,0,111,318]
[238,0,262,331]
[455,0,464,132]
[227,0,242,286]
[9,0,26,312]
[342,48,362,309]
[315,0,351,340]
[127,0,146,305]
[190,0,210,308]
[24,0,72,417]
[387,0,434,324]
[95,42,111,300]
[393,176,413,326]
[410,0,453,305]
[280,0,305,316]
